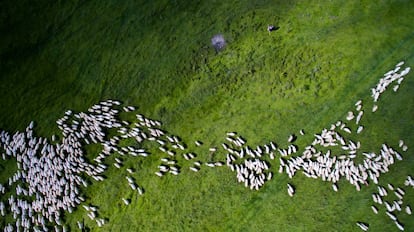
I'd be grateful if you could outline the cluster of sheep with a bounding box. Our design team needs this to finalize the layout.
[233,158,272,190]
[277,129,402,194]
[371,61,410,104]
[357,175,414,231]
[220,132,274,190]
[368,177,412,231]
[0,99,173,230]
[295,120,401,186]
[0,99,138,230]
[0,123,86,231]
[0,61,411,231]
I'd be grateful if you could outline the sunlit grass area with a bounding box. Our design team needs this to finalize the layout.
[1,0,414,231]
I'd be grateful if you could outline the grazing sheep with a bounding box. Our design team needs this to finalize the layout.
[332,184,338,192]
[405,205,412,215]
[288,134,296,143]
[371,205,378,214]
[287,183,295,197]
[395,221,404,231]
[137,187,144,195]
[122,198,130,205]
[346,111,355,121]
[356,222,369,231]
[190,167,200,172]
[393,85,400,92]
[386,211,397,221]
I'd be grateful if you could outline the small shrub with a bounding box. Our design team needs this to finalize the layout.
[211,34,226,52]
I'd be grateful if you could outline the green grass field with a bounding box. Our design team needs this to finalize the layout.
[1,0,414,231]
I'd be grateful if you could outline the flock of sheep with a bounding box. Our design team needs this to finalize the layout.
[0,61,411,231]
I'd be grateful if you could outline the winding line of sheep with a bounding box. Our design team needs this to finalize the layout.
[0,61,411,231]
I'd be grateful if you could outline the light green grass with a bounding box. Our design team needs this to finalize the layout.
[1,0,414,231]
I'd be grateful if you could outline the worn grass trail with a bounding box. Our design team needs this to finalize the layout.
[1,0,414,231]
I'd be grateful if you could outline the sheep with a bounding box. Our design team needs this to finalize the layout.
[384,201,394,212]
[215,162,224,167]
[2,80,412,230]
[394,66,401,73]
[167,160,176,165]
[267,172,273,181]
[393,85,400,92]
[122,198,130,205]
[395,221,404,231]
[405,175,414,186]
[155,172,163,177]
[343,127,352,134]
[158,165,169,172]
[96,218,103,227]
[386,211,397,221]
[346,111,355,121]
[356,111,364,124]
[183,153,191,160]
[270,141,277,150]
[356,222,369,231]
[169,170,179,175]
[114,163,121,169]
[402,145,408,152]
[397,61,404,67]
[395,187,405,196]
[77,221,84,230]
[226,132,237,137]
[378,186,387,196]
[332,184,338,192]
[137,187,144,195]
[394,201,401,211]
[405,205,411,215]
[288,134,296,143]
[371,205,378,214]
[401,67,410,76]
[87,211,96,220]
[287,183,295,197]
[190,167,200,172]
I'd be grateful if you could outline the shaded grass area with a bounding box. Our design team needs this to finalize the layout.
[1,0,414,231]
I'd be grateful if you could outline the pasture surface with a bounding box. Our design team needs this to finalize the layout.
[1,0,414,231]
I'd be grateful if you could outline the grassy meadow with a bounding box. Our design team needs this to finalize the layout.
[1,0,414,231]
